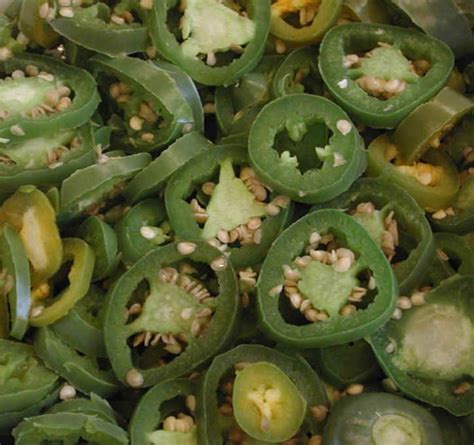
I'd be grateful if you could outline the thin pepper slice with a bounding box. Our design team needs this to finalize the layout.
[0,53,100,142]
[18,0,59,48]
[270,0,343,45]
[257,209,397,348]
[0,223,30,340]
[367,275,474,416]
[90,55,198,153]
[130,378,197,445]
[198,344,328,444]
[149,0,271,86]
[0,186,62,287]
[104,241,240,388]
[29,238,95,327]
[319,23,454,128]
[248,94,367,203]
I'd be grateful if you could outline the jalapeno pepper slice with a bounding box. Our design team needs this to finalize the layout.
[0,53,100,142]
[0,223,30,340]
[49,1,149,57]
[18,0,59,49]
[340,0,390,24]
[149,0,271,86]
[130,378,198,445]
[104,241,240,388]
[257,209,397,348]
[249,94,367,204]
[312,177,435,294]
[367,275,474,416]
[29,238,95,327]
[319,23,454,128]
[198,344,328,444]
[165,145,293,268]
[90,55,198,153]
[322,392,443,445]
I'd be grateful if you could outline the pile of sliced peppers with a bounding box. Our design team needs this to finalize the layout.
[0,0,473,444]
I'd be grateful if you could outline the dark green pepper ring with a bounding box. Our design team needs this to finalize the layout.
[257,209,397,348]
[319,23,454,129]
[104,241,240,388]
[248,94,367,204]
[149,0,271,86]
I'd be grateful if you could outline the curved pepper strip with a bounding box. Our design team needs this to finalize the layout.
[385,0,474,58]
[394,87,474,163]
[104,241,240,388]
[49,2,148,57]
[18,0,59,48]
[257,209,397,348]
[0,223,30,340]
[165,145,293,269]
[319,23,454,129]
[198,344,328,443]
[367,275,474,416]
[52,285,107,358]
[58,152,151,224]
[0,186,63,287]
[340,0,390,24]
[90,55,198,153]
[13,412,128,445]
[271,47,323,98]
[29,238,95,327]
[323,392,443,445]
[0,339,59,413]
[312,178,435,295]
[367,135,460,211]
[215,55,283,136]
[130,378,197,445]
[116,199,172,266]
[34,326,120,398]
[0,124,96,192]
[124,132,213,204]
[270,0,342,45]
[149,0,271,86]
[428,232,474,287]
[248,94,367,204]
[0,53,100,142]
[77,216,119,281]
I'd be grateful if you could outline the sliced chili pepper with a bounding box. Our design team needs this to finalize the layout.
[13,412,128,445]
[393,87,474,163]
[0,53,100,142]
[18,0,59,49]
[340,0,390,24]
[90,55,199,153]
[257,209,397,348]
[51,285,107,358]
[0,223,30,340]
[367,135,460,211]
[0,339,59,413]
[29,237,95,327]
[0,124,96,192]
[124,132,213,204]
[34,326,120,398]
[198,344,328,444]
[116,198,172,267]
[165,145,293,268]
[149,0,271,86]
[312,177,435,294]
[323,392,443,445]
[384,0,474,58]
[58,152,151,224]
[248,94,367,203]
[319,23,454,128]
[367,275,474,416]
[271,47,323,98]
[0,186,62,287]
[270,0,343,46]
[130,378,197,445]
[104,241,239,388]
[77,216,119,281]
[49,2,149,57]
